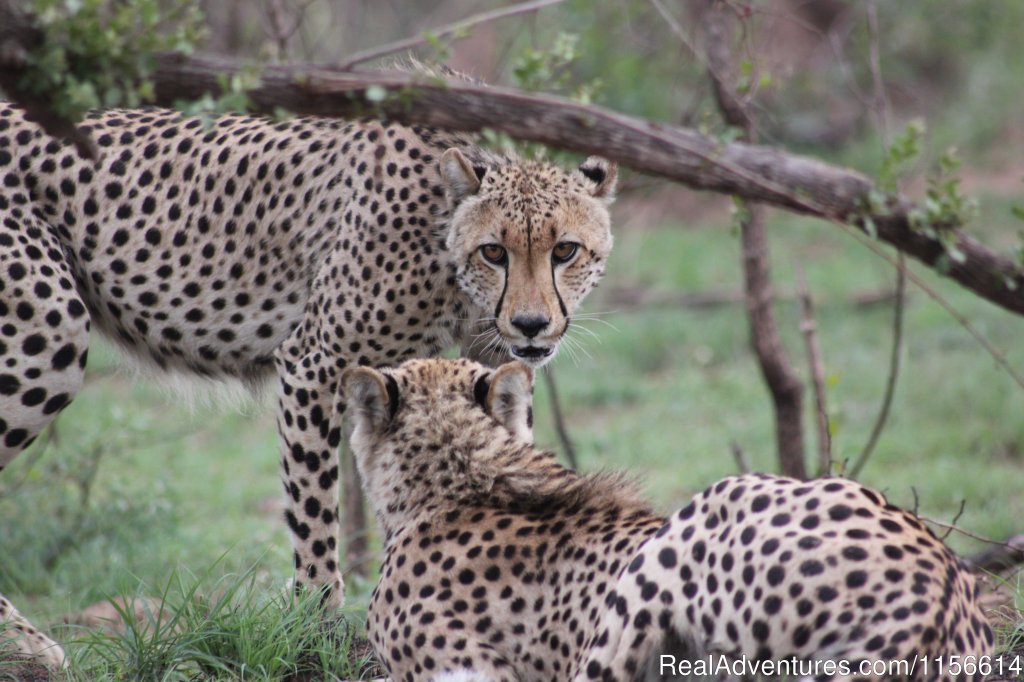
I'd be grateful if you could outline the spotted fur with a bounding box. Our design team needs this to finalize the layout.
[0,101,616,664]
[578,475,994,682]
[344,359,993,682]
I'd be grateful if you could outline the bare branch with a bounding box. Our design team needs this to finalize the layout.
[962,533,1024,574]
[334,0,567,71]
[922,517,1024,553]
[265,0,302,59]
[939,499,967,541]
[730,441,751,474]
[849,255,905,478]
[865,0,891,144]
[542,368,578,470]
[795,265,832,476]
[701,0,807,479]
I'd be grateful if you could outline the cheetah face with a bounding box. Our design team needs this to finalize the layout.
[441,149,616,367]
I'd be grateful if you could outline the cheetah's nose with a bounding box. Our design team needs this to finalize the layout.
[510,315,550,339]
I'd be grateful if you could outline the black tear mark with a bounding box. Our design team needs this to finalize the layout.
[384,374,400,420]
[578,163,605,185]
[526,406,533,428]
[474,375,490,409]
[473,165,487,181]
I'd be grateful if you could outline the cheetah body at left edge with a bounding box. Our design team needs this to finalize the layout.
[0,101,617,666]
[341,358,993,682]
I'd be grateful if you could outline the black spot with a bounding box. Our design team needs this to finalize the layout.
[828,504,853,521]
[22,334,46,355]
[657,547,678,569]
[52,343,77,371]
[846,570,868,589]
[799,559,824,576]
[0,374,21,395]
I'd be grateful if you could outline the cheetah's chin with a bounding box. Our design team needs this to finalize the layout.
[509,344,555,365]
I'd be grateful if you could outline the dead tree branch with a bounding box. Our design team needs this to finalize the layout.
[153,55,1024,318]
[1,5,1024,318]
[702,0,807,479]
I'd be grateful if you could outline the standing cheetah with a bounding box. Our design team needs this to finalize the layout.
[0,102,617,665]
[341,358,992,682]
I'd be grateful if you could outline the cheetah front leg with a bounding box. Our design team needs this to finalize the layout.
[1,213,91,668]
[274,340,345,609]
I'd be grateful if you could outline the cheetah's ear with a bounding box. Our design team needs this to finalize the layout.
[574,157,617,201]
[341,367,398,434]
[440,148,482,204]
[485,362,534,444]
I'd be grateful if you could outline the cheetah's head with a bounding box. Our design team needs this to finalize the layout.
[341,358,537,536]
[441,149,617,367]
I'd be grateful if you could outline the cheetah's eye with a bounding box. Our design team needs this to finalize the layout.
[480,244,508,266]
[551,242,579,264]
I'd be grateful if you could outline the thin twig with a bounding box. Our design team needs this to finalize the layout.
[910,486,920,516]
[265,0,304,60]
[962,533,1024,573]
[335,0,567,70]
[542,367,578,469]
[865,0,891,144]
[921,516,1023,550]
[730,441,751,473]
[939,499,967,541]
[850,254,905,477]
[648,0,708,70]
[795,264,831,476]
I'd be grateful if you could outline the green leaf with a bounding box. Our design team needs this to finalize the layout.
[365,85,388,103]
[863,216,878,240]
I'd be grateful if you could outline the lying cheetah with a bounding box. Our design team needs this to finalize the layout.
[0,101,616,665]
[578,475,995,682]
[341,358,993,682]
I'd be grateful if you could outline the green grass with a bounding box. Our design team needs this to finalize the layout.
[1,203,1023,678]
